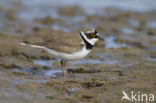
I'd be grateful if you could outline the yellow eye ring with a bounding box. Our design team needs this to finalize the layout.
[90,33,96,37]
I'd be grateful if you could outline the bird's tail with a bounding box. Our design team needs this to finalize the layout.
[19,41,46,50]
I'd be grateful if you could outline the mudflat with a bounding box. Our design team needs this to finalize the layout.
[0,0,156,103]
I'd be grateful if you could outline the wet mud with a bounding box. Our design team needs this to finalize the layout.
[0,0,156,103]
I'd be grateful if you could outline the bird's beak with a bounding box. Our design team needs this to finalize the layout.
[98,35,104,41]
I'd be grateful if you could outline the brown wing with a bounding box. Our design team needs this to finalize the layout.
[31,34,84,54]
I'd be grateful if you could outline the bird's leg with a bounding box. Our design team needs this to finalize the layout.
[61,59,69,77]
[61,59,65,76]
[63,60,69,77]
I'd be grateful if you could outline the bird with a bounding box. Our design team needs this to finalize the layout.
[20,28,104,77]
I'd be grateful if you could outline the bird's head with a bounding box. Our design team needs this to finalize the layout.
[80,28,104,46]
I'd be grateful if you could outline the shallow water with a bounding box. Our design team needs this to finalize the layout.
[22,0,156,13]
[44,69,62,77]
[122,28,136,34]
[127,18,139,27]
[51,24,71,32]
[34,60,54,67]
[105,36,127,49]
[147,21,156,29]
[1,0,156,22]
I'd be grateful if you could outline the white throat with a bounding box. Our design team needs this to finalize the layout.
[80,31,98,45]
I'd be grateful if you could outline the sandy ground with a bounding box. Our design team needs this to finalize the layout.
[0,1,156,103]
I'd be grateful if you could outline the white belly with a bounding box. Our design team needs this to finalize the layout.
[46,46,91,60]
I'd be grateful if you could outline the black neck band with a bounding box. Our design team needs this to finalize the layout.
[80,32,94,50]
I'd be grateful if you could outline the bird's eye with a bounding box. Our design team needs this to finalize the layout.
[90,33,96,38]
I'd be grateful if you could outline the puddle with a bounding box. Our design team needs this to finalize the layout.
[122,28,136,34]
[71,58,120,65]
[127,18,139,27]
[51,24,71,32]
[147,21,156,29]
[33,59,63,77]
[105,36,127,49]
[44,69,62,77]
[146,57,156,62]
[17,1,59,21]
[141,55,156,62]
[34,59,54,67]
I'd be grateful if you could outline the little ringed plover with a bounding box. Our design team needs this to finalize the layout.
[20,28,104,77]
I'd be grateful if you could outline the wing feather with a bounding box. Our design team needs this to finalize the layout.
[30,34,84,54]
